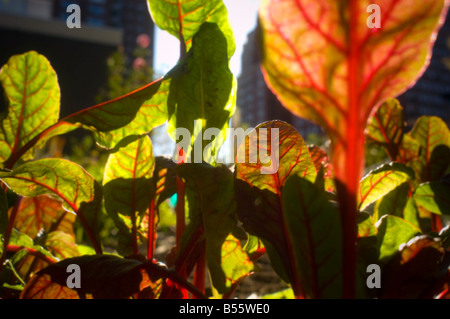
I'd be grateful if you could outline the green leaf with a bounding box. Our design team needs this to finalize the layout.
[373,182,410,221]
[408,116,450,183]
[103,135,155,256]
[375,215,421,263]
[64,79,169,149]
[13,195,75,239]
[358,162,415,211]
[0,159,95,212]
[357,212,377,238]
[0,158,101,252]
[366,99,404,160]
[0,51,60,163]
[147,0,235,58]
[413,181,450,216]
[281,175,343,299]
[167,22,236,164]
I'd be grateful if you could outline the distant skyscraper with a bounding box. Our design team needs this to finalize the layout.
[398,12,450,128]
[236,25,323,139]
[0,0,155,115]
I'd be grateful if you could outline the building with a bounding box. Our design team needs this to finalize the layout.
[0,0,154,116]
[397,12,450,128]
[236,25,324,141]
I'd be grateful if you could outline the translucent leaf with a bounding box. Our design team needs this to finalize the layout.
[0,51,60,163]
[358,162,415,211]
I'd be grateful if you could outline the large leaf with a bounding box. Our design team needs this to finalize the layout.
[0,158,101,252]
[407,116,450,183]
[281,175,343,299]
[259,2,447,296]
[103,136,155,255]
[0,51,60,163]
[358,162,415,211]
[366,99,404,160]
[413,181,450,216]
[12,195,75,239]
[147,0,235,58]
[166,22,236,164]
[259,0,448,144]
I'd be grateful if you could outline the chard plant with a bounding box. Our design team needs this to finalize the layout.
[0,0,449,299]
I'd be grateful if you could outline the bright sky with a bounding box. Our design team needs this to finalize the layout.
[153,0,261,77]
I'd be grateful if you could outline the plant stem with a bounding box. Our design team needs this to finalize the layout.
[147,199,156,261]
[192,241,206,298]
[0,197,23,273]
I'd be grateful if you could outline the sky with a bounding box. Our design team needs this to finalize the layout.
[153,0,261,77]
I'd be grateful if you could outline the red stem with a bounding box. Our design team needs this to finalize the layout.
[192,241,206,299]
[331,0,365,299]
[147,199,156,261]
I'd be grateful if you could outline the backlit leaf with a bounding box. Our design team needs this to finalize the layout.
[147,0,235,58]
[259,0,448,144]
[44,231,79,260]
[413,181,450,216]
[12,195,75,239]
[373,182,410,221]
[103,136,155,255]
[366,99,404,160]
[408,116,450,183]
[358,162,414,211]
[0,158,101,252]
[0,51,60,163]
[166,22,236,164]
[236,121,316,193]
[235,121,321,298]
[64,79,168,149]
[375,215,421,263]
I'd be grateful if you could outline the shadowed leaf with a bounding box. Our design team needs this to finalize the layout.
[380,236,445,298]
[103,136,155,255]
[408,116,450,184]
[176,163,248,294]
[281,175,343,299]
[413,181,450,216]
